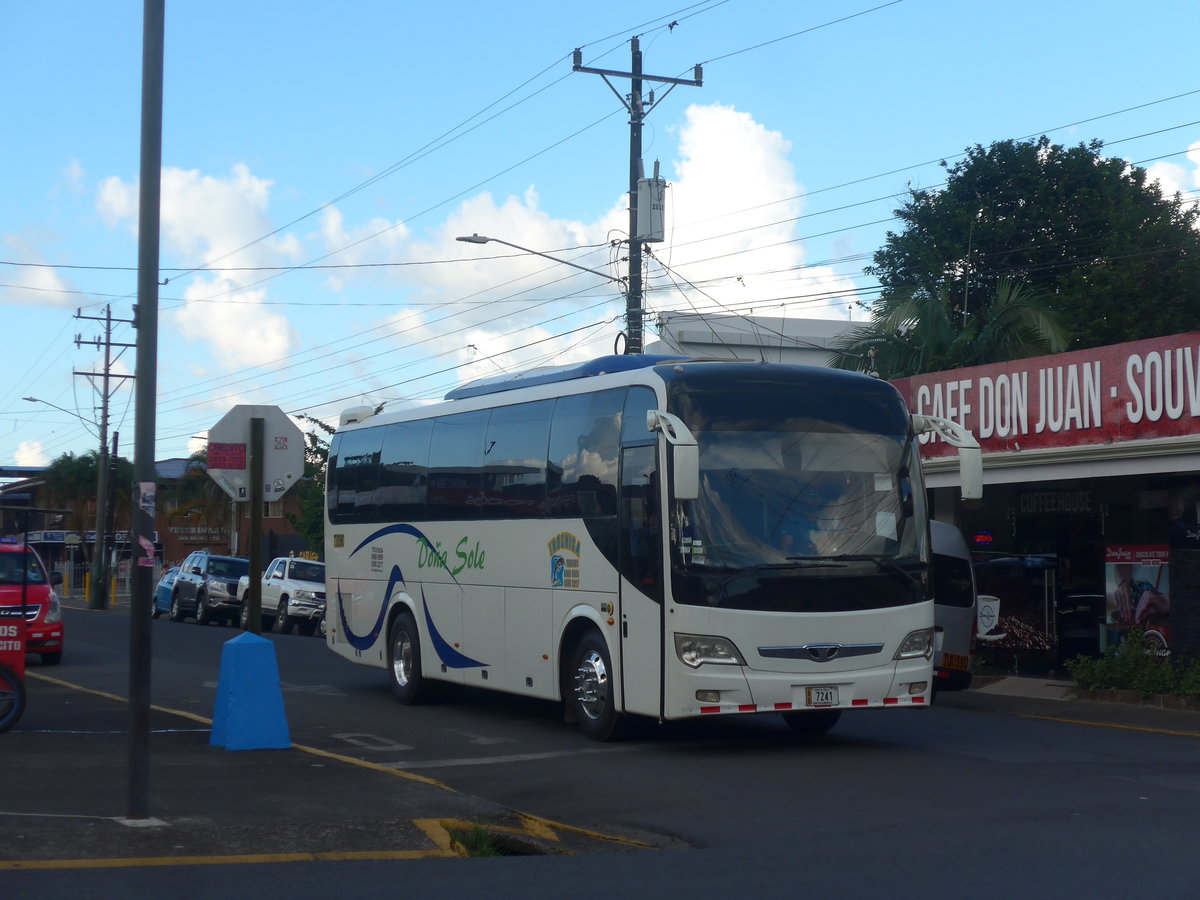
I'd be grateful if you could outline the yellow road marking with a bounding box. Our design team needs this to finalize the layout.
[1023,713,1200,738]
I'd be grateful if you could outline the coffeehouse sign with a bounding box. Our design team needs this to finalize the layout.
[891,332,1200,459]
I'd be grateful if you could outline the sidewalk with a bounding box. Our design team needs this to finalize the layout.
[938,674,1200,736]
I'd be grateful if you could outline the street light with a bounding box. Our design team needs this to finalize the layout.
[22,397,99,429]
[456,234,626,286]
[24,396,111,609]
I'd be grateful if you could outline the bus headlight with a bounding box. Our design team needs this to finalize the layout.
[894,628,934,660]
[675,633,745,668]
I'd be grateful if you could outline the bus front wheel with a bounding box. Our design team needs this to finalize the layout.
[569,631,624,741]
[388,611,432,704]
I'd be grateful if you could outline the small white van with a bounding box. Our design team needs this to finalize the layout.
[930,520,976,693]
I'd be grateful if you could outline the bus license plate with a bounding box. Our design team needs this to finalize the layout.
[806,686,838,707]
[942,653,969,671]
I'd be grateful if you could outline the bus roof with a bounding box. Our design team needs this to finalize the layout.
[444,354,689,401]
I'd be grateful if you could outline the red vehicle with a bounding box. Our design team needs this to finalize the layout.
[0,539,64,666]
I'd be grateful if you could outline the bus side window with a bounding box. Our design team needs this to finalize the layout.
[620,444,662,600]
[379,419,433,522]
[548,390,623,518]
[428,411,489,521]
[621,386,657,445]
[481,400,552,520]
[328,427,383,525]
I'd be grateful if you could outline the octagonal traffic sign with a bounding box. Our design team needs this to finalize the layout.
[207,405,304,502]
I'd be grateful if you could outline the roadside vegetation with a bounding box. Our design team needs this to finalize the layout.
[1064,629,1200,698]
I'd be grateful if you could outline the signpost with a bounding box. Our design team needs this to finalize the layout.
[207,405,304,503]
[207,406,304,635]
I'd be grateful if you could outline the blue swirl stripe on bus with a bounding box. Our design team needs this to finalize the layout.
[338,523,487,668]
[419,583,487,669]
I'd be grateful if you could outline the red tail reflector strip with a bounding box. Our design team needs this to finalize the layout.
[700,706,720,715]
[884,697,899,705]
[774,702,792,710]
[738,704,757,712]
[852,699,869,707]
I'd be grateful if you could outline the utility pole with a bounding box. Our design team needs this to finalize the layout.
[573,39,702,354]
[75,304,135,609]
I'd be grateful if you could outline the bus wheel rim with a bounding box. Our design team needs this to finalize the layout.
[393,632,413,687]
[574,650,609,720]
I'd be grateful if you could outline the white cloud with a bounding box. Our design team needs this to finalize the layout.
[329,102,859,382]
[652,103,856,320]
[1144,140,1200,201]
[0,232,75,308]
[96,164,299,369]
[14,441,47,466]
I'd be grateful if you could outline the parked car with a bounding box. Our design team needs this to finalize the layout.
[0,539,64,665]
[170,550,248,627]
[238,557,325,636]
[151,566,180,619]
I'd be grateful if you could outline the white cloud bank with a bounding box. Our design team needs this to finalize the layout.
[96,164,300,371]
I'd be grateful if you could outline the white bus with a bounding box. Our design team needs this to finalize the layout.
[324,355,980,739]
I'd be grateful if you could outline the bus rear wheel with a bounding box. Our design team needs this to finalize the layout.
[388,610,433,704]
[569,631,624,741]
[782,709,842,736]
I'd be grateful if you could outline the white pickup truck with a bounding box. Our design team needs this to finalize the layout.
[237,557,326,636]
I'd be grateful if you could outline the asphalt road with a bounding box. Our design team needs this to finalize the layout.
[3,604,1200,898]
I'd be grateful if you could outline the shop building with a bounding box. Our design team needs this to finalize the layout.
[893,331,1200,668]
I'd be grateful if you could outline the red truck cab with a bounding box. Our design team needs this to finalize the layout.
[0,539,64,666]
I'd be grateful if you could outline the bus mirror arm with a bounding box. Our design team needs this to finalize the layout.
[647,410,700,501]
[911,414,983,501]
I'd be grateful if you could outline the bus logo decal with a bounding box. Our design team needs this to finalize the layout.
[548,531,581,588]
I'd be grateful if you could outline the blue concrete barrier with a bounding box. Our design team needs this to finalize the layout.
[210,632,291,750]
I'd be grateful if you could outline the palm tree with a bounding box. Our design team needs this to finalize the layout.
[42,452,102,562]
[829,277,1068,379]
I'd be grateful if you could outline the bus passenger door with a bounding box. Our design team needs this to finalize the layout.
[618,444,664,718]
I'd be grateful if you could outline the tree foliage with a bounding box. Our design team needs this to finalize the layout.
[830,277,1069,379]
[866,136,1200,353]
[285,415,335,555]
[41,450,134,560]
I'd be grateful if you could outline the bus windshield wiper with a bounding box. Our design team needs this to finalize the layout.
[824,554,921,590]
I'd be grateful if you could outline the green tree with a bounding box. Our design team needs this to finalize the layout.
[867,136,1200,351]
[285,415,335,555]
[41,450,135,558]
[830,277,1069,379]
[164,449,229,530]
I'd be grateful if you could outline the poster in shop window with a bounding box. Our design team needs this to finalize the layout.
[1104,546,1170,656]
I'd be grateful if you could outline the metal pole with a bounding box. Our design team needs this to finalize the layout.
[103,432,119,601]
[127,0,164,821]
[89,305,111,609]
[248,418,264,635]
[626,38,644,355]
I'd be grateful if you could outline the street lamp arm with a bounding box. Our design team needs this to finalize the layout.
[23,396,100,428]
[456,234,626,286]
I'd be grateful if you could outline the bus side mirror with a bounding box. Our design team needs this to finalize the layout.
[911,414,983,501]
[647,410,699,501]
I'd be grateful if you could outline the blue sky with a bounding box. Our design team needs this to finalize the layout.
[2,0,1198,471]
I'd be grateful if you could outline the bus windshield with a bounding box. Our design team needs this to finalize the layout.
[667,381,927,611]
